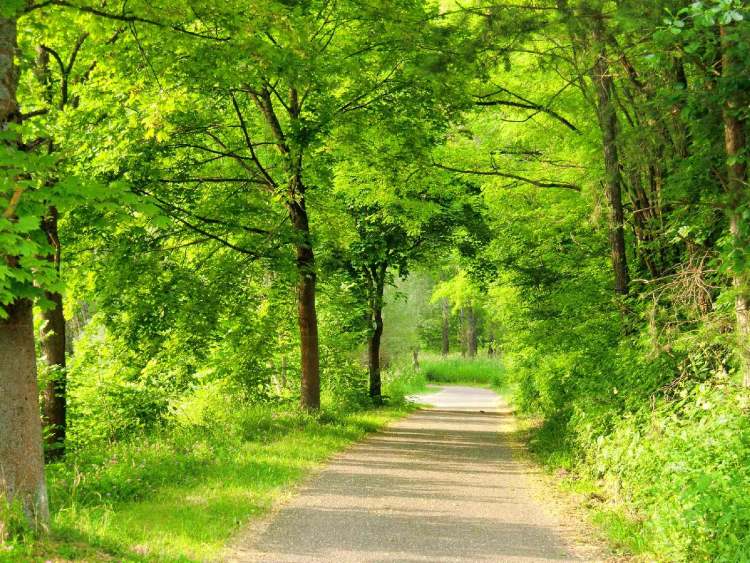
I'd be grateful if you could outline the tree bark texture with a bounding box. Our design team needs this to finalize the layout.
[0,300,50,532]
[40,207,66,456]
[289,198,320,410]
[466,306,478,358]
[591,34,629,297]
[255,84,321,410]
[0,15,50,533]
[721,24,750,387]
[559,1,630,297]
[368,304,384,400]
[366,264,387,402]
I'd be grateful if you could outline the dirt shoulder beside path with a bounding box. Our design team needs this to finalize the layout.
[229,385,608,562]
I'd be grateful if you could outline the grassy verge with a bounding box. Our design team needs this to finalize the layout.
[508,413,643,559]
[420,354,504,386]
[509,382,750,560]
[3,402,414,562]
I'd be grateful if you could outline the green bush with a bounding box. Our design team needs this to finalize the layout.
[509,331,750,561]
[592,381,750,562]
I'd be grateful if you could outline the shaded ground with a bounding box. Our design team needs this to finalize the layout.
[230,386,594,562]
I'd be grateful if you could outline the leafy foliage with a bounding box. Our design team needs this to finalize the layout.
[3,0,750,560]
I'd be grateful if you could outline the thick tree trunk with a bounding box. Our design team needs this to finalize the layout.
[441,299,450,356]
[0,300,50,533]
[0,18,19,123]
[721,25,750,387]
[0,15,50,534]
[466,306,477,358]
[40,207,66,457]
[288,198,320,410]
[592,38,629,296]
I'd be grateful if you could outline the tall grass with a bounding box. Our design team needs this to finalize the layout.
[420,354,505,387]
[383,358,429,399]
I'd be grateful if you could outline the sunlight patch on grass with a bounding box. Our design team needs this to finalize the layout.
[16,405,412,562]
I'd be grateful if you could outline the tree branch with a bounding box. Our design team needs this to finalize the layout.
[433,162,581,191]
[25,1,229,41]
[230,92,279,190]
[474,86,579,133]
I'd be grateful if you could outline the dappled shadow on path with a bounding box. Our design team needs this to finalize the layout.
[234,395,580,562]
[254,506,571,561]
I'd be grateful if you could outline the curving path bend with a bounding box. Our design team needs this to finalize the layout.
[230,385,595,563]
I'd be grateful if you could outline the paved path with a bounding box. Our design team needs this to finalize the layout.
[230,386,587,562]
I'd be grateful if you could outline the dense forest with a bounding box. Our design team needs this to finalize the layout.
[1,0,750,561]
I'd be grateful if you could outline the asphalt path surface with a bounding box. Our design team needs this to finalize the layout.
[230,385,587,562]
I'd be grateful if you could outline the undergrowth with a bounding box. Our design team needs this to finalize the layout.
[509,350,750,562]
[1,369,419,562]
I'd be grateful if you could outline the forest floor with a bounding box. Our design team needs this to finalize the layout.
[229,385,609,562]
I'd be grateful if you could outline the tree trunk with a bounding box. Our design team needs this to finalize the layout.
[459,307,466,357]
[288,198,320,410]
[366,264,387,402]
[34,48,67,454]
[559,1,630,297]
[40,207,66,457]
[720,24,750,387]
[441,299,450,356]
[367,302,384,402]
[591,28,629,297]
[0,300,50,533]
[0,14,50,534]
[253,85,321,409]
[466,306,477,358]
[0,17,19,123]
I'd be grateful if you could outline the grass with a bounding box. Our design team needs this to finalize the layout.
[420,353,505,386]
[504,395,650,560]
[382,361,429,398]
[2,402,414,562]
